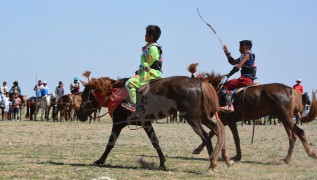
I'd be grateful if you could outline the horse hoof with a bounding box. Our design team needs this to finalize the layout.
[228,160,234,167]
[93,160,105,166]
[159,166,167,171]
[205,168,214,175]
[274,159,288,165]
[231,155,242,161]
[192,148,203,154]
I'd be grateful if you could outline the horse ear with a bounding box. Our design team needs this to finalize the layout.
[80,80,87,86]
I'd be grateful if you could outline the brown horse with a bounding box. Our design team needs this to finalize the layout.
[70,92,100,122]
[191,69,317,164]
[55,94,73,121]
[77,74,232,174]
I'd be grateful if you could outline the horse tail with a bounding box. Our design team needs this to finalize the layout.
[301,90,317,123]
[201,81,219,114]
[200,82,226,169]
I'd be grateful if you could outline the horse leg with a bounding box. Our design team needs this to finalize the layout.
[292,123,317,159]
[47,106,51,121]
[186,117,220,174]
[192,141,206,154]
[44,107,48,120]
[192,113,215,155]
[142,122,166,170]
[278,120,297,164]
[201,116,232,168]
[40,106,44,121]
[94,124,125,165]
[227,120,242,161]
[34,105,39,121]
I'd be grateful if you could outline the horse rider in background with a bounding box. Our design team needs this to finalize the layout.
[70,77,80,94]
[219,40,257,113]
[9,81,21,95]
[54,81,64,113]
[293,79,303,94]
[34,80,44,101]
[55,81,64,101]
[293,78,304,123]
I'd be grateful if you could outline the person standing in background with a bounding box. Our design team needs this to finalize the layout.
[0,81,8,95]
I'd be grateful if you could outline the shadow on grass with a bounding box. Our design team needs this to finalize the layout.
[136,154,208,162]
[38,160,205,175]
[37,161,94,167]
[238,160,272,166]
[136,154,274,166]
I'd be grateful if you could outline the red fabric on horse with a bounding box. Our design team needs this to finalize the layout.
[94,88,128,118]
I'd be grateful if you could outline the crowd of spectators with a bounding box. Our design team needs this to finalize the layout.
[0,77,81,121]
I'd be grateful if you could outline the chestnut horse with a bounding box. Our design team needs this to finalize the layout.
[191,70,317,164]
[77,75,232,174]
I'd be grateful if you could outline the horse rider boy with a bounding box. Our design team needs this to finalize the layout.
[121,25,163,112]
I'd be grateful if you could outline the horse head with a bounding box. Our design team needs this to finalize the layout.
[77,76,116,122]
[302,92,311,105]
[196,72,223,92]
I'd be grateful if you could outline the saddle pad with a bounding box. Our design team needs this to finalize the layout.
[235,82,261,94]
[94,88,129,118]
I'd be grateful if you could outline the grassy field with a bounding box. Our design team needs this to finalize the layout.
[1,115,317,180]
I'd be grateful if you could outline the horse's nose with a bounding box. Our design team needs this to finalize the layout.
[77,109,88,122]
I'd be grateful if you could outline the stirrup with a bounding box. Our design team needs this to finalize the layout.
[121,102,136,112]
[219,105,234,113]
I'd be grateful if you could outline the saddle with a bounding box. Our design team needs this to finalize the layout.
[222,82,261,106]
[137,77,162,95]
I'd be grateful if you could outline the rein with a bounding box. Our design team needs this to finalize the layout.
[217,75,229,93]
[80,86,125,114]
[96,112,109,119]
[80,87,103,112]
[238,86,256,144]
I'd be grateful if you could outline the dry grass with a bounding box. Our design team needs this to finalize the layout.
[1,114,317,180]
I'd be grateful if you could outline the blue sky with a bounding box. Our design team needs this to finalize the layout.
[1,0,316,97]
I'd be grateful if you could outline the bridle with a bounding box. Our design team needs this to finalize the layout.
[80,85,124,113]
[80,86,104,113]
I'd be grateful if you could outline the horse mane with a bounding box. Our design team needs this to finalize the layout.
[187,63,223,91]
[113,78,128,88]
[83,70,128,97]
[88,77,114,96]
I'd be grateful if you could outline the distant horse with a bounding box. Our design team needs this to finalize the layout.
[294,92,311,125]
[166,112,186,124]
[266,114,279,125]
[54,93,98,122]
[55,94,72,121]
[191,70,317,164]
[70,92,83,121]
[40,94,55,121]
[77,74,231,174]
[71,92,101,122]
[26,96,39,120]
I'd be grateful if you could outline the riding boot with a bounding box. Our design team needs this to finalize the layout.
[121,81,137,112]
[219,90,234,113]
